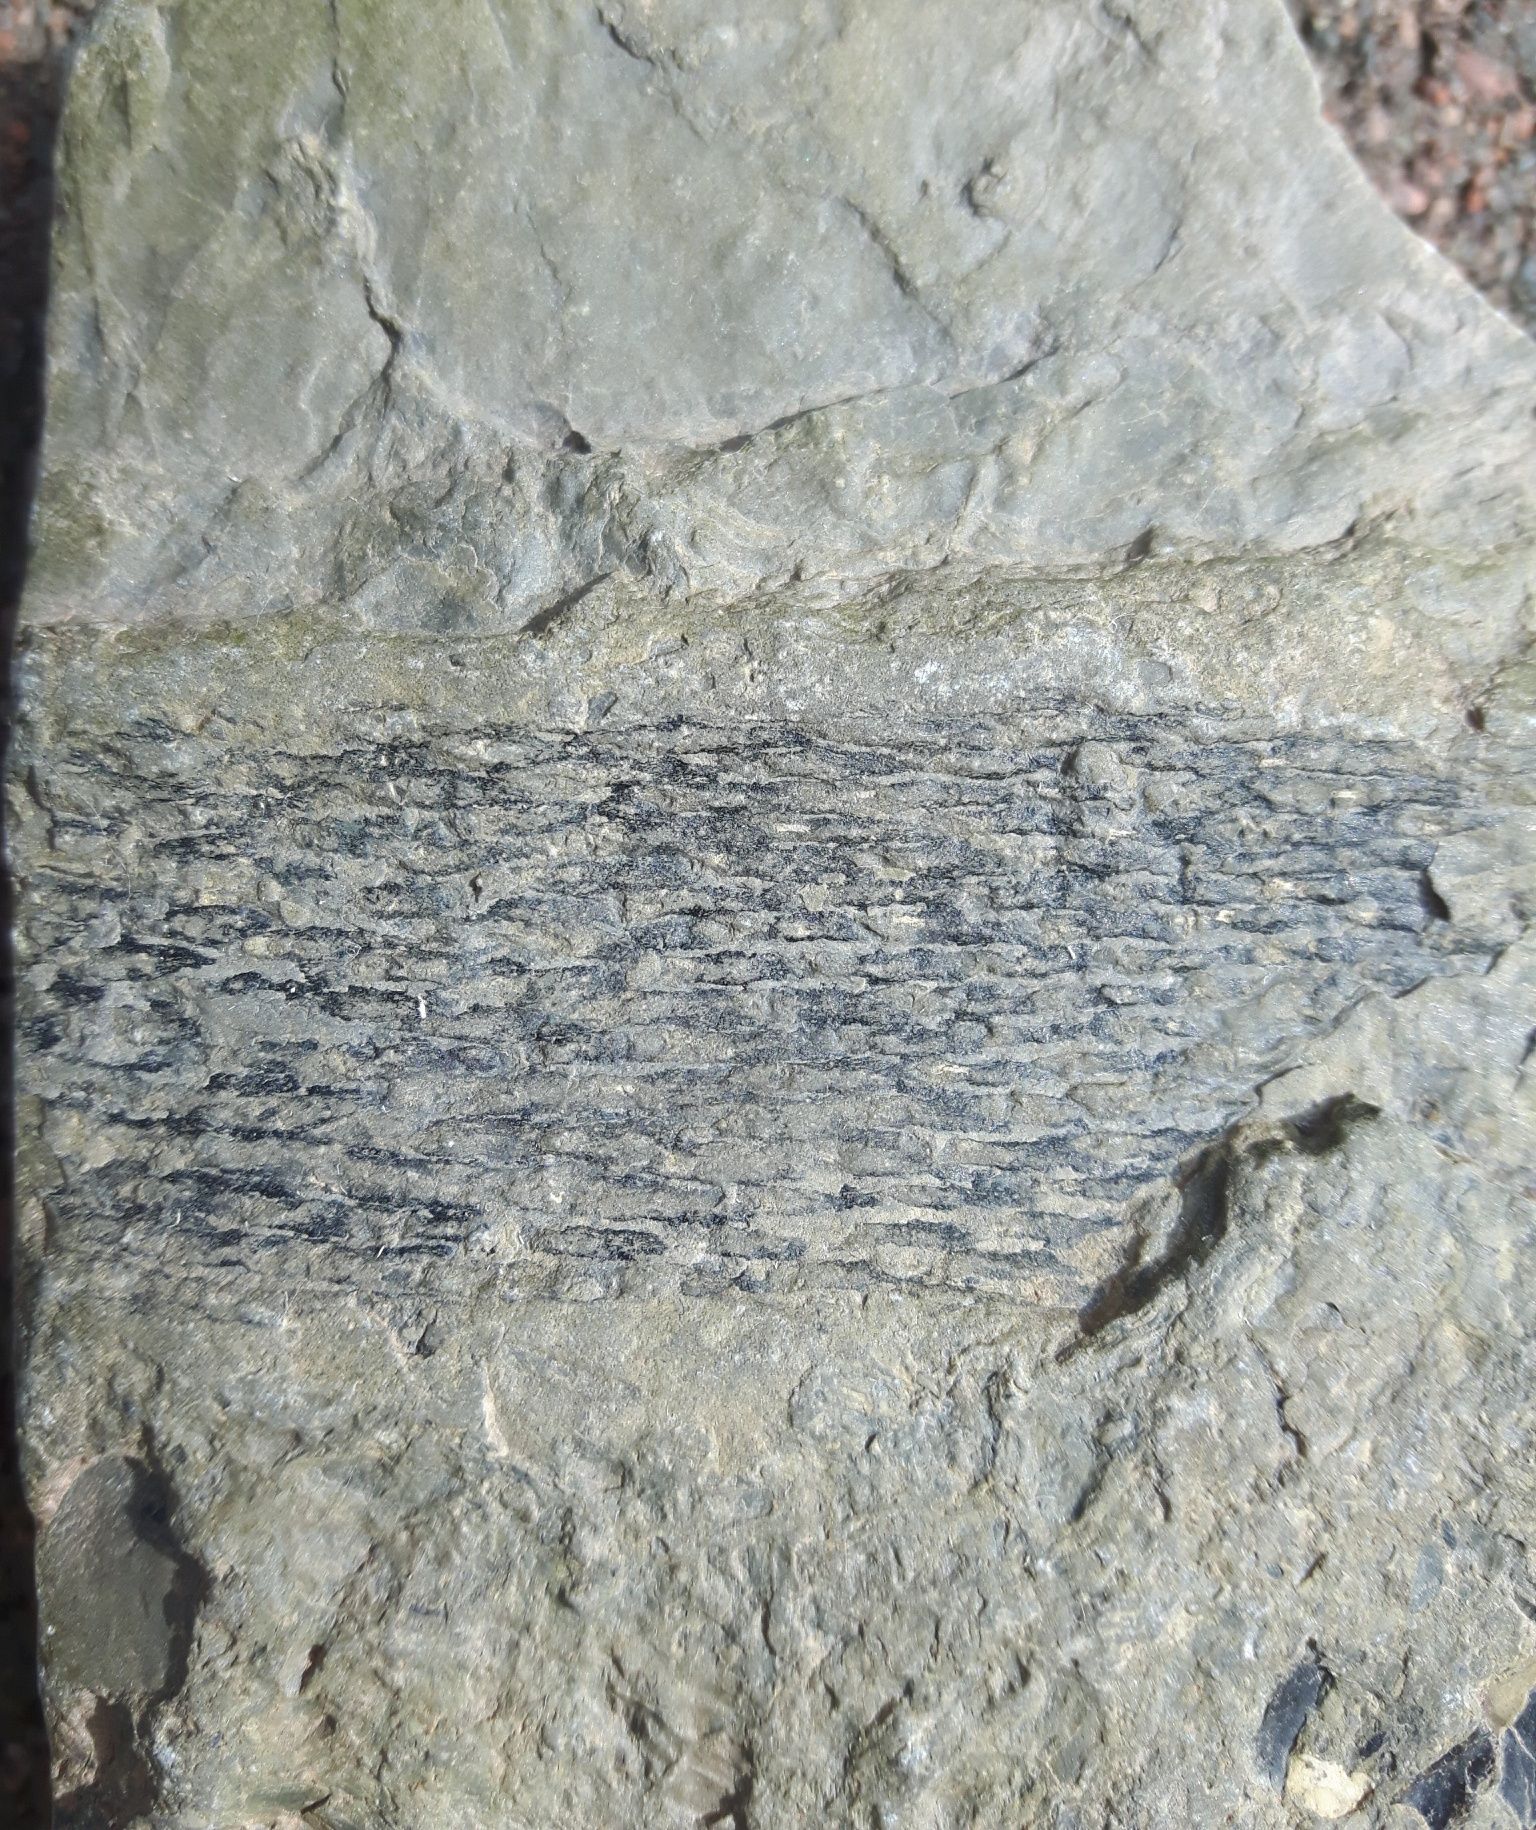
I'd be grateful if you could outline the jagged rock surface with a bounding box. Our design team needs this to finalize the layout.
[12,1,1536,1826]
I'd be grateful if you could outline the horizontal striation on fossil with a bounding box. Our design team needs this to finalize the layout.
[18,707,1488,1307]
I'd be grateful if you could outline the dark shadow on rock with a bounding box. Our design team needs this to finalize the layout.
[39,1453,205,1830]
[126,1452,208,1713]
[51,1699,155,1830]
[1071,1093,1381,1345]
[1,23,79,1830]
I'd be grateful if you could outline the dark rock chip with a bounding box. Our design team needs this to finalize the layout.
[1257,1654,1331,1789]
[1402,1728,1496,1828]
[1501,1691,1536,1827]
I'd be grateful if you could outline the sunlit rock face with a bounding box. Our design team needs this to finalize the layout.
[14,2,1536,1825]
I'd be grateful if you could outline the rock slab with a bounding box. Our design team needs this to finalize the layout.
[12,1,1536,1826]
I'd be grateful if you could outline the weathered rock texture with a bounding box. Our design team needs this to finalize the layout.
[11,2,1536,1826]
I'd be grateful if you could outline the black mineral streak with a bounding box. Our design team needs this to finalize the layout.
[1402,1727,1496,1827]
[1257,1654,1331,1788]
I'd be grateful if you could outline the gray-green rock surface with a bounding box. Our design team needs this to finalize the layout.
[12,1,1536,1825]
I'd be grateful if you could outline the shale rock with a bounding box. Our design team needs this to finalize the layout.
[12,1,1536,1826]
